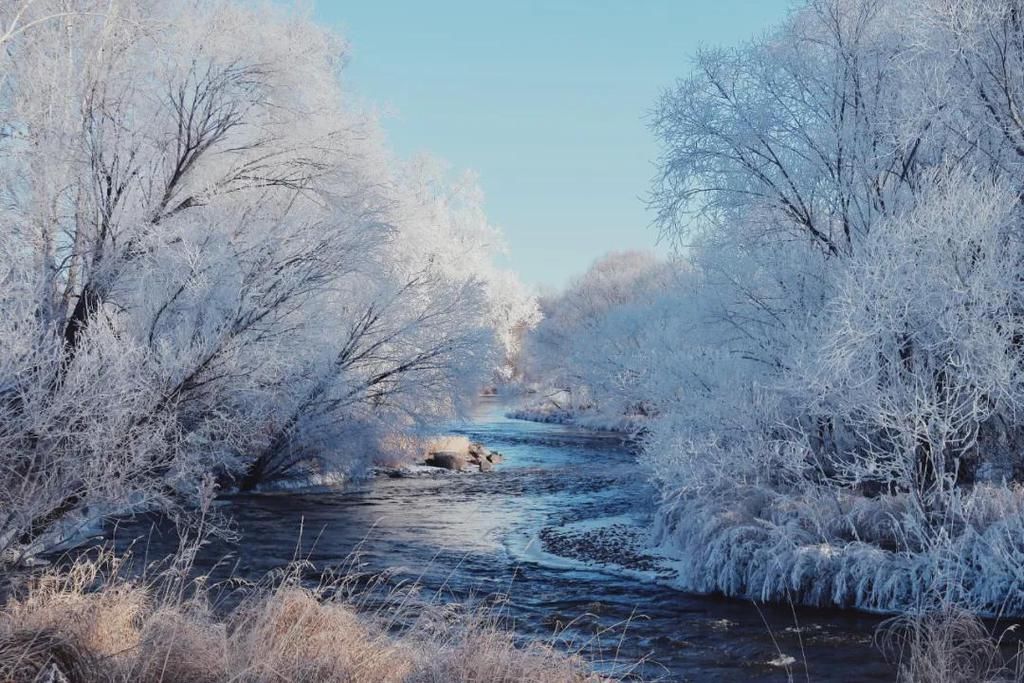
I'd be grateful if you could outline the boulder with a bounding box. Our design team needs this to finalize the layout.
[424,435,471,457]
[423,441,502,472]
[425,451,467,471]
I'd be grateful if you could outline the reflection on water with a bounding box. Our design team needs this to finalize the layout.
[107,398,895,682]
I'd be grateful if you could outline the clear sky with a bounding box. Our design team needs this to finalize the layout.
[313,1,793,291]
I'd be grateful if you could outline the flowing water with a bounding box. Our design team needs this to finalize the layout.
[109,399,895,681]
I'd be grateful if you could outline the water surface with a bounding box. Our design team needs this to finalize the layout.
[111,399,894,681]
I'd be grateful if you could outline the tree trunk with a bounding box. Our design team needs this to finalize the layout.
[62,284,101,359]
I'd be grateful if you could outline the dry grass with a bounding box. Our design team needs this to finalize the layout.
[0,551,614,683]
[876,607,1024,683]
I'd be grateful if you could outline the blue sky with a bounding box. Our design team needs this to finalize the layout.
[314,1,792,290]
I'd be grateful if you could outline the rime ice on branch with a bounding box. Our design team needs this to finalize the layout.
[520,0,1024,615]
[0,0,537,562]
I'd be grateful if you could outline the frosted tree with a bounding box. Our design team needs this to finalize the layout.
[519,251,677,426]
[636,0,1024,613]
[802,171,1024,528]
[0,0,534,561]
[511,0,1024,614]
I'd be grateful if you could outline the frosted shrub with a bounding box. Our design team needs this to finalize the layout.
[805,172,1024,530]
[646,229,1024,606]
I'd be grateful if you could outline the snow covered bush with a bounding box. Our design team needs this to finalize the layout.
[641,0,1024,615]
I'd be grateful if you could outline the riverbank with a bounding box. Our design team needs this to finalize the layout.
[0,552,608,682]
[506,404,641,434]
[16,403,909,680]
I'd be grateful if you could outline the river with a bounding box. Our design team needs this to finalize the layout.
[108,398,895,681]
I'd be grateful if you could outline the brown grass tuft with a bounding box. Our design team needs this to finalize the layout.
[223,586,415,682]
[133,606,228,683]
[0,627,101,683]
[0,552,618,682]
[416,628,605,683]
[877,607,1024,683]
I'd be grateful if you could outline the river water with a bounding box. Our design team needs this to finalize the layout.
[109,399,896,681]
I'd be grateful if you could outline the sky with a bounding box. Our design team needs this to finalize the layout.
[313,1,793,291]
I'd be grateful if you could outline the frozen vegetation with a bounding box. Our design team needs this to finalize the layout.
[515,251,676,434]
[0,0,539,563]
[14,0,1024,679]
[0,551,607,683]
[518,0,1024,620]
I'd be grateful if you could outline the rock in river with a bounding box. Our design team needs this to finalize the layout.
[425,451,468,471]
